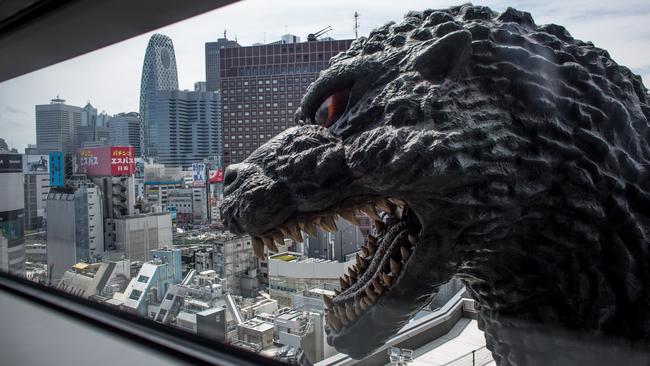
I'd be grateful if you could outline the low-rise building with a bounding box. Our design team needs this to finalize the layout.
[237,317,275,350]
[113,212,172,262]
[121,248,182,316]
[213,233,258,296]
[267,252,354,307]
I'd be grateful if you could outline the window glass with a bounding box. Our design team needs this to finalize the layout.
[1,1,648,366]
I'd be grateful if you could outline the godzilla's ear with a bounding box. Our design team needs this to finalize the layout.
[413,29,472,82]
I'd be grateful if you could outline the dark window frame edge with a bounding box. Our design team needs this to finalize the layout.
[0,272,287,366]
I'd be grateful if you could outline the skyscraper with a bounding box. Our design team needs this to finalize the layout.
[219,37,353,165]
[35,97,82,155]
[139,34,178,161]
[153,89,221,168]
[76,102,110,148]
[205,37,240,92]
[109,112,141,156]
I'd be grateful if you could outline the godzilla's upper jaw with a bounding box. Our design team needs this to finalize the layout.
[223,191,452,359]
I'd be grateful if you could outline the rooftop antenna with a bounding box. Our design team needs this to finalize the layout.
[353,12,360,39]
[224,29,227,39]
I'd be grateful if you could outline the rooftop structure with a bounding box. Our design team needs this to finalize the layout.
[267,252,355,307]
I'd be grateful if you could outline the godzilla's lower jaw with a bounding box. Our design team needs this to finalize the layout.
[322,200,427,359]
[246,196,425,358]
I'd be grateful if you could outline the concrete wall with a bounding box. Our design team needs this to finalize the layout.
[46,197,76,282]
[115,213,172,262]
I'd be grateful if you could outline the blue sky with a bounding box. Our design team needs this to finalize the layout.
[0,0,648,151]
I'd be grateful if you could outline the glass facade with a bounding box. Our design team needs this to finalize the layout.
[139,34,179,161]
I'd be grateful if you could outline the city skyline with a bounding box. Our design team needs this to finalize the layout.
[1,0,649,151]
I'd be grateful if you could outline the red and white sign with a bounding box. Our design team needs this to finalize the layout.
[78,146,135,176]
[209,169,223,183]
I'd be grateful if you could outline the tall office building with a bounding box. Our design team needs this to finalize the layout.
[109,112,141,156]
[153,89,221,169]
[139,33,178,161]
[219,37,353,165]
[0,153,25,275]
[35,97,82,155]
[205,37,240,92]
[77,102,111,148]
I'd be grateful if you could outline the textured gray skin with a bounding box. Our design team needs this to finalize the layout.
[220,4,650,364]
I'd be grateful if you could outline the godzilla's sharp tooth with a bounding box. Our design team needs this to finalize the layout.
[375,284,385,296]
[408,234,416,246]
[390,258,401,274]
[252,237,265,259]
[360,204,381,221]
[272,232,284,246]
[262,236,278,252]
[345,303,356,320]
[401,246,411,262]
[279,226,290,236]
[354,298,362,316]
[388,197,406,207]
[339,276,349,289]
[349,271,357,282]
[334,289,341,296]
[361,246,370,257]
[381,272,393,286]
[367,234,377,244]
[372,279,384,295]
[365,287,378,302]
[339,306,350,325]
[376,199,392,214]
[300,220,317,237]
[367,240,377,254]
[359,297,369,310]
[339,210,360,225]
[319,215,338,232]
[356,254,368,269]
[323,294,333,309]
[374,220,385,232]
[349,267,357,278]
[286,221,303,242]
[397,205,408,220]
[344,273,351,285]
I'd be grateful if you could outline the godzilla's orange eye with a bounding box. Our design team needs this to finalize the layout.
[315,89,350,128]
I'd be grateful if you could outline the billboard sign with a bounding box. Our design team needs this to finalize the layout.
[49,152,65,186]
[192,163,206,187]
[0,154,22,173]
[23,154,49,174]
[208,169,223,183]
[110,147,135,175]
[78,146,134,176]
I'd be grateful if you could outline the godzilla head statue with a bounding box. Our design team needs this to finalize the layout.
[220,4,650,364]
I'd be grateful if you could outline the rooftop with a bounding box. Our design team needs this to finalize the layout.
[395,318,495,366]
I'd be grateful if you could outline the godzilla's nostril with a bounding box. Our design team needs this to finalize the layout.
[223,165,239,189]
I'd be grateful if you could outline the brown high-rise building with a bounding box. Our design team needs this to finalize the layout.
[219,37,353,166]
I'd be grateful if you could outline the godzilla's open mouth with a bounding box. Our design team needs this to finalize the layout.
[247,196,423,357]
